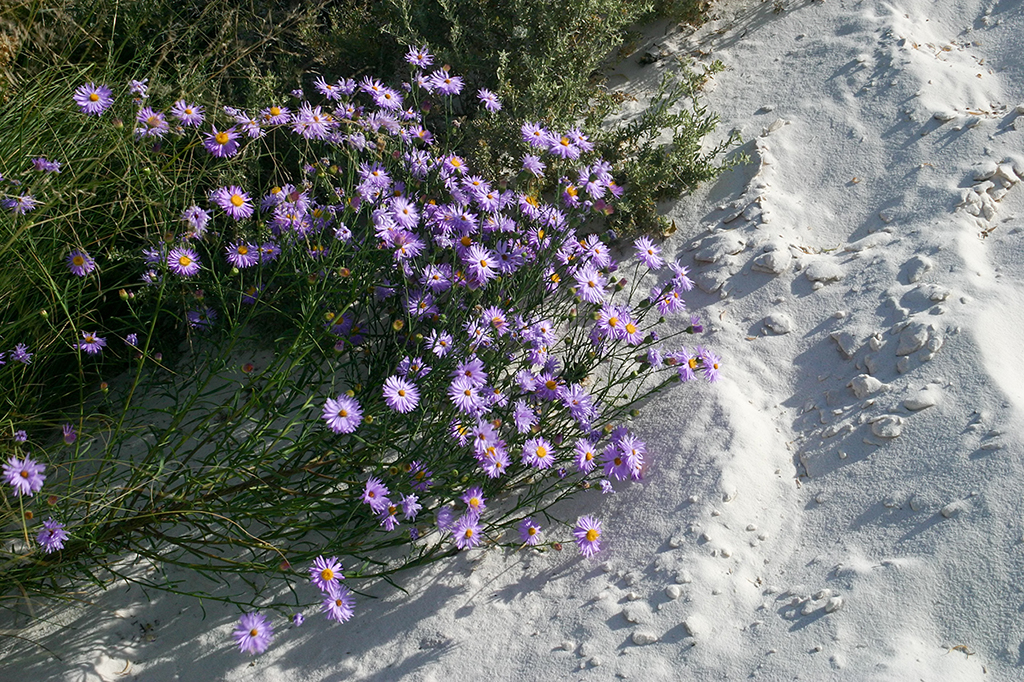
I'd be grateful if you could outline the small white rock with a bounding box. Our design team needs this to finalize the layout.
[940,501,965,518]
[905,255,934,283]
[666,585,682,600]
[848,374,885,399]
[904,390,938,411]
[870,415,904,438]
[632,630,658,646]
[764,312,794,334]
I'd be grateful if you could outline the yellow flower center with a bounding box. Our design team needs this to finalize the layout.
[321,568,334,581]
[550,273,560,283]
[560,136,570,147]
[451,158,461,167]
[72,255,85,266]
[545,380,557,390]
[230,194,244,207]
[89,93,99,102]
[464,528,474,538]
[215,131,230,145]
[178,256,192,267]
[470,498,480,508]
[270,107,281,116]
[585,452,594,461]
[608,317,618,327]
[527,527,537,536]
[397,389,406,397]
[536,446,547,459]
[460,236,472,247]
[688,358,698,370]
[249,628,259,637]
[20,470,29,478]
[614,456,622,466]
[585,529,599,542]
[185,108,193,115]
[625,323,637,334]
[237,245,248,255]
[338,409,348,418]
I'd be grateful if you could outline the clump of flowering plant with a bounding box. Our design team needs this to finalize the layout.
[0,48,719,654]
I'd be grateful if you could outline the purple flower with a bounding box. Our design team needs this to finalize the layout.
[522,437,555,469]
[204,126,240,158]
[461,486,486,513]
[573,263,607,305]
[697,347,721,383]
[322,583,355,623]
[521,122,552,148]
[260,105,291,125]
[167,247,201,277]
[31,157,61,173]
[5,194,39,214]
[62,423,76,445]
[233,612,274,655]
[409,461,433,492]
[448,376,484,415]
[210,185,254,220]
[77,331,106,355]
[427,330,454,357]
[405,45,433,68]
[634,236,664,270]
[186,306,217,331]
[428,68,464,95]
[309,555,343,591]
[130,79,148,99]
[11,343,32,364]
[292,613,304,627]
[518,518,542,546]
[600,479,615,494]
[670,348,698,382]
[362,477,390,513]
[67,249,96,277]
[436,506,455,531]
[225,242,258,269]
[452,512,482,550]
[14,430,27,443]
[382,376,420,413]
[573,515,602,557]
[574,439,598,473]
[181,205,212,237]
[73,83,113,116]
[476,88,501,112]
[322,394,362,434]
[3,455,45,496]
[400,493,422,520]
[170,100,205,127]
[36,518,68,554]
[135,107,169,138]
[125,333,138,347]
[521,154,546,178]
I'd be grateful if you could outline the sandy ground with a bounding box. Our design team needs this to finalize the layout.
[3,0,1024,679]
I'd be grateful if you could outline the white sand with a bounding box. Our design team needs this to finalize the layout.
[5,0,1024,679]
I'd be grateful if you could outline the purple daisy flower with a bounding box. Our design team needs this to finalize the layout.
[697,347,722,383]
[476,88,502,112]
[448,376,484,415]
[125,333,138,347]
[62,423,76,444]
[186,306,217,331]
[521,154,546,178]
[322,583,355,623]
[409,461,433,492]
[14,430,27,443]
[36,518,69,554]
[170,100,205,127]
[382,376,420,413]
[362,477,390,513]
[210,185,254,220]
[574,439,598,473]
[670,348,698,382]
[77,331,106,355]
[461,486,486,513]
[634,236,664,270]
[292,613,304,627]
[518,517,542,546]
[167,246,201,277]
[405,45,433,68]
[5,194,39,214]
[233,612,274,655]
[452,512,482,550]
[135,107,169,138]
[322,394,362,434]
[204,126,240,158]
[67,249,96,277]
[31,157,61,173]
[521,122,552,148]
[260,105,291,125]
[522,437,555,469]
[225,242,258,269]
[11,343,32,364]
[73,82,113,116]
[428,69,464,95]
[574,515,602,558]
[309,555,343,591]
[3,455,46,497]
[400,493,422,520]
